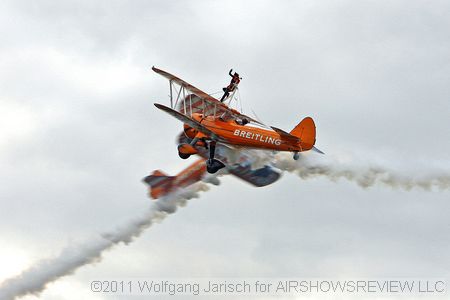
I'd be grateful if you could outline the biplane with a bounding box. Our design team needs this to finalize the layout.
[143,158,211,199]
[152,67,322,174]
[143,136,282,199]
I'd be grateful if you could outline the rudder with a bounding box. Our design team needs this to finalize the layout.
[290,117,316,151]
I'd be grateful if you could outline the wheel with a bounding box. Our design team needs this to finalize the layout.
[293,152,300,160]
[179,152,190,159]
[207,164,219,174]
[206,159,225,174]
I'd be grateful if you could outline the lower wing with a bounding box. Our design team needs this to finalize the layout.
[154,103,220,140]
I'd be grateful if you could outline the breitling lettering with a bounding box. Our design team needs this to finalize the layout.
[234,129,281,145]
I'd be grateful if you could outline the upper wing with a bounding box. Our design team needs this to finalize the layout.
[154,103,221,140]
[152,67,219,104]
[152,67,263,125]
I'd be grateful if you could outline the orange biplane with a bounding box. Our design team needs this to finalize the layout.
[143,158,211,199]
[152,67,323,174]
[143,144,282,199]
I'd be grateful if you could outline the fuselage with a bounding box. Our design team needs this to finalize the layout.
[173,158,206,187]
[191,113,302,152]
[147,158,206,199]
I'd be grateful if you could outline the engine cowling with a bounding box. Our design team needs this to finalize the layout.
[183,124,198,139]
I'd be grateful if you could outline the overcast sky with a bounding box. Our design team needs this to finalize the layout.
[0,1,449,299]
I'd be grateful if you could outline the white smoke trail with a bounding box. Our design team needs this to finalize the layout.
[1,152,448,299]
[0,183,210,300]
[273,152,450,190]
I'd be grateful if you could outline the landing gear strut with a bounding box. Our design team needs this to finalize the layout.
[206,141,225,174]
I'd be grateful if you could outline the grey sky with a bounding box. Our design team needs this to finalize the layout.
[0,1,449,299]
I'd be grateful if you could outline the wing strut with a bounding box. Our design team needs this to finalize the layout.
[152,66,264,125]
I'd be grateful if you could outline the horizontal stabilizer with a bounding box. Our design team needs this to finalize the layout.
[152,170,168,177]
[143,170,176,199]
[312,146,325,154]
[271,126,300,141]
[142,173,175,187]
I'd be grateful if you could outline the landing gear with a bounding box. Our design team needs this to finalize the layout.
[293,152,300,160]
[206,141,225,174]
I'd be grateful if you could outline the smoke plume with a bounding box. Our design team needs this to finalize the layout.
[274,152,450,190]
[0,183,209,300]
[1,152,448,300]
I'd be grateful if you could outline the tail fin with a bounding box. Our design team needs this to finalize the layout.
[290,117,316,151]
[142,170,175,199]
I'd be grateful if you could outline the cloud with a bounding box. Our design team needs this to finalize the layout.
[0,1,449,299]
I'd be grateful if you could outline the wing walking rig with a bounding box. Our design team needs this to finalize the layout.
[152,67,261,126]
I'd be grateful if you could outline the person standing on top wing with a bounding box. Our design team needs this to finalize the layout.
[220,69,242,102]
